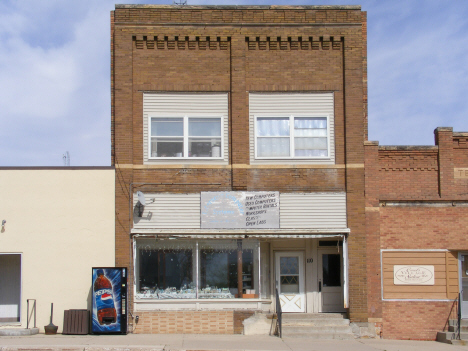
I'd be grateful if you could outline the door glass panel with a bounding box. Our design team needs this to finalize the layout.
[280,257,298,274]
[280,256,299,293]
[281,275,299,293]
[322,254,341,287]
[462,255,468,301]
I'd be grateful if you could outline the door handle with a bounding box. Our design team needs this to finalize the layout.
[319,280,322,292]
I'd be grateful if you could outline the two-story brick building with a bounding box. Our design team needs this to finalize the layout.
[111,4,367,335]
[111,4,468,340]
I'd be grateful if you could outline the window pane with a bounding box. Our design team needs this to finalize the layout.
[295,129,327,137]
[257,137,290,157]
[295,137,327,149]
[136,240,195,299]
[189,138,221,157]
[151,118,183,136]
[294,117,327,129]
[151,138,183,157]
[295,149,328,157]
[322,254,341,287]
[257,117,289,137]
[199,240,256,299]
[189,118,221,137]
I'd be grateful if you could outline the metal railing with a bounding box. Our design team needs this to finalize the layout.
[26,299,36,329]
[275,287,282,338]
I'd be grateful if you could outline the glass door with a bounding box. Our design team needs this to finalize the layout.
[318,249,345,312]
[461,254,468,319]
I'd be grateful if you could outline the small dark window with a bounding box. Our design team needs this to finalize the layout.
[322,254,341,287]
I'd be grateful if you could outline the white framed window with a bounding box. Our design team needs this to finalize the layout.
[143,93,229,164]
[255,115,330,159]
[149,116,223,159]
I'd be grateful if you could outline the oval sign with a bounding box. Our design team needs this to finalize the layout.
[394,265,434,285]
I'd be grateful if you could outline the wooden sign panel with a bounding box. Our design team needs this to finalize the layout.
[393,265,435,285]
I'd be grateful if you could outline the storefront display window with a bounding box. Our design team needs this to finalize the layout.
[135,239,259,300]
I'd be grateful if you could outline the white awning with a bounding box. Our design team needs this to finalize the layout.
[131,228,350,239]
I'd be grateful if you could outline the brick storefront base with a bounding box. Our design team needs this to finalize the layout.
[133,311,255,334]
[383,301,455,340]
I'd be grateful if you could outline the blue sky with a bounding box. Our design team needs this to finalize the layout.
[0,0,467,166]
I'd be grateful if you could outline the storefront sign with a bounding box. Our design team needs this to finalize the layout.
[393,265,435,285]
[201,191,279,229]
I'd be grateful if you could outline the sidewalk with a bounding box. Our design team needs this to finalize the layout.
[0,334,467,351]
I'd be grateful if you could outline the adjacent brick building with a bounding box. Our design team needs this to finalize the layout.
[111,4,468,340]
[365,128,468,340]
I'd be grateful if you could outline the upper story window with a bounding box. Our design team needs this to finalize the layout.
[143,93,229,164]
[150,116,222,158]
[255,116,329,158]
[249,93,335,165]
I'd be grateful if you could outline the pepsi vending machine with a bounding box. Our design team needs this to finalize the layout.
[91,267,127,334]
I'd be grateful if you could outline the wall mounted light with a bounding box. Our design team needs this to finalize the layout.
[1,220,5,233]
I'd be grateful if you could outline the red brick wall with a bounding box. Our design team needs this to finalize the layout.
[383,301,454,340]
[365,127,468,340]
[377,148,439,199]
[380,207,468,249]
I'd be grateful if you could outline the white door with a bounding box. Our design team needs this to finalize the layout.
[460,253,468,319]
[275,252,305,313]
[318,250,345,312]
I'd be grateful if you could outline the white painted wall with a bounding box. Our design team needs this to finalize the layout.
[0,169,115,333]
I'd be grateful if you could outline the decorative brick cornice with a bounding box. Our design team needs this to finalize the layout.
[246,35,342,50]
[453,133,468,149]
[133,35,230,50]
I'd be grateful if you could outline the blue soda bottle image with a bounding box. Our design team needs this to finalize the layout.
[94,269,117,325]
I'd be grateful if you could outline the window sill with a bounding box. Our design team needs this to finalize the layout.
[134,298,273,312]
[135,298,270,303]
[255,157,331,160]
[148,157,224,160]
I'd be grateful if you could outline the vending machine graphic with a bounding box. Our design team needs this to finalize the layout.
[91,267,127,334]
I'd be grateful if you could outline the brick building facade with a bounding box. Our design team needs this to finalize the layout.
[111,4,367,335]
[111,4,468,340]
[365,128,468,340]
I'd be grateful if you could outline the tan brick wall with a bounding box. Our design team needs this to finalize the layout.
[133,311,234,334]
[234,311,256,334]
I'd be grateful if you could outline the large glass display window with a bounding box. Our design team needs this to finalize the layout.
[135,239,260,300]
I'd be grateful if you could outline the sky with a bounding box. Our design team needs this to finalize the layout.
[0,0,467,166]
